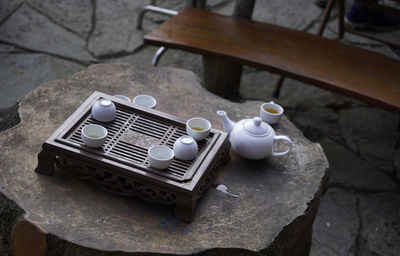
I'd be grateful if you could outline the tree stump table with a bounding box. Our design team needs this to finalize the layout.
[0,64,329,256]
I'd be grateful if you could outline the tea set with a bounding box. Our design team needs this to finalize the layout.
[82,95,292,168]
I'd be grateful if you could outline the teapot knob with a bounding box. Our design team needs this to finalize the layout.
[253,117,262,126]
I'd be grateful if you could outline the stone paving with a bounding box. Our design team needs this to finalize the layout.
[0,0,399,255]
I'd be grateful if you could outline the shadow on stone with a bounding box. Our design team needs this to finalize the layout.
[0,103,21,132]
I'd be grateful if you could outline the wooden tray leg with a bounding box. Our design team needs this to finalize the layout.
[35,149,56,175]
[174,197,197,222]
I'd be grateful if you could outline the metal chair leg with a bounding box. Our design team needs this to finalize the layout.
[139,1,202,66]
[152,47,167,66]
[136,5,178,29]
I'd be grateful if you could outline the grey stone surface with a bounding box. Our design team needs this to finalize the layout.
[0,53,84,109]
[394,147,400,182]
[358,193,400,256]
[0,43,24,53]
[0,4,95,64]
[0,0,22,22]
[107,44,158,65]
[320,138,397,191]
[0,192,24,256]
[0,63,328,255]
[284,100,341,142]
[210,0,235,15]
[111,46,204,81]
[239,67,280,101]
[310,189,358,256]
[303,3,400,60]
[276,78,361,110]
[87,0,148,57]
[341,33,400,60]
[26,0,92,38]
[252,0,322,30]
[155,48,203,76]
[0,103,20,133]
[339,107,399,173]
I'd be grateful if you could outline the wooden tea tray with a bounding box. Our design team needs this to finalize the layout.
[35,92,230,222]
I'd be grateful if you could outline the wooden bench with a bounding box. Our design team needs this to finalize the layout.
[144,8,400,114]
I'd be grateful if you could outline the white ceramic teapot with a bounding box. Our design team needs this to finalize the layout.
[217,110,293,160]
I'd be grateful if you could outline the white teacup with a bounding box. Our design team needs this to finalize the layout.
[148,145,174,170]
[260,101,284,125]
[81,124,108,148]
[173,135,198,161]
[113,95,131,102]
[186,117,211,141]
[133,95,157,109]
[91,99,117,122]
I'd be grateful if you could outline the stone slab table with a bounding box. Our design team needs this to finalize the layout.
[0,64,329,256]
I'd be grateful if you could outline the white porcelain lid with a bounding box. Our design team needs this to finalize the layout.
[243,117,270,136]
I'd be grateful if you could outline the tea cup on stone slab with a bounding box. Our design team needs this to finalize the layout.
[81,124,108,148]
[91,99,117,122]
[148,145,174,170]
[186,117,211,141]
[260,101,284,125]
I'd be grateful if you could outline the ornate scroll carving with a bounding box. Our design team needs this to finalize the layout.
[54,156,176,204]
[195,145,229,199]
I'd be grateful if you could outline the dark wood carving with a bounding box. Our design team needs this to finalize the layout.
[55,156,178,204]
[35,92,230,222]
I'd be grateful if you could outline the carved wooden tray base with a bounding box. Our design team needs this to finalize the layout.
[35,92,230,222]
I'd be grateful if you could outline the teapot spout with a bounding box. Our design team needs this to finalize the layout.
[216,110,235,134]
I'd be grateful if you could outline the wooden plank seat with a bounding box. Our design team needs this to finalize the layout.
[144,8,400,113]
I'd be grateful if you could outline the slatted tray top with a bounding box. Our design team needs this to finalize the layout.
[56,103,215,182]
[51,93,225,184]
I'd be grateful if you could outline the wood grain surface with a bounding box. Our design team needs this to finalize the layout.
[144,8,400,113]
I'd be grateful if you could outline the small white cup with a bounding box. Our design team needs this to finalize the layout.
[133,95,157,109]
[173,136,198,161]
[186,117,211,141]
[113,95,131,102]
[91,99,117,122]
[260,101,284,125]
[148,145,174,169]
[81,124,107,148]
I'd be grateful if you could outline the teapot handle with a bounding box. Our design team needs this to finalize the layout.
[272,135,293,156]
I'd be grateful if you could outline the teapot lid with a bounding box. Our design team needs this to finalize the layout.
[244,117,270,136]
